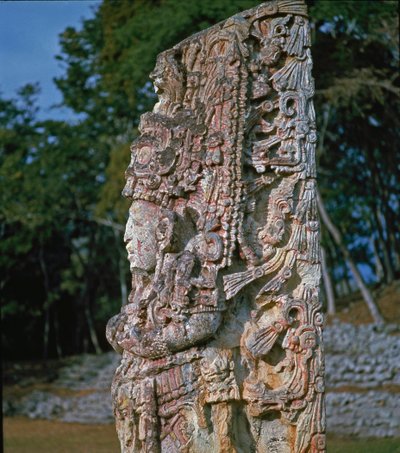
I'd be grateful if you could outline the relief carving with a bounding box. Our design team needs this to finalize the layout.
[106,1,324,451]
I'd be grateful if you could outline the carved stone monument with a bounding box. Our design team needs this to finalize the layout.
[106,1,324,451]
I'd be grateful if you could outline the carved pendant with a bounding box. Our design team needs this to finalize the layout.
[106,1,324,451]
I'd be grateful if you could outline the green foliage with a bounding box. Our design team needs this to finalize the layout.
[95,143,131,223]
[0,87,122,358]
[55,0,259,123]
[2,0,399,359]
[309,0,400,288]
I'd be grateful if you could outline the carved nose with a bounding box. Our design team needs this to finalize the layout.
[124,217,134,244]
[125,239,133,251]
[124,227,133,243]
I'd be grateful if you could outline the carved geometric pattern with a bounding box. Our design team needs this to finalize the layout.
[106,1,324,451]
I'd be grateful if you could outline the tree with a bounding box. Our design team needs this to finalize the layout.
[2,1,399,359]
[310,0,399,318]
[55,0,399,316]
[0,87,124,358]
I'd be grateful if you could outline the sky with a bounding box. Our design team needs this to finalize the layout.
[0,0,100,121]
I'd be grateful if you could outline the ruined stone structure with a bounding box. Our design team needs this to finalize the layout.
[106,1,324,451]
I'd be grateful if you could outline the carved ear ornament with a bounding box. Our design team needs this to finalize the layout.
[109,2,324,451]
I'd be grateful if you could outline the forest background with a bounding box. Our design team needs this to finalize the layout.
[1,0,399,360]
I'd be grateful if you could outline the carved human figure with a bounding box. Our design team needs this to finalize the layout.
[107,1,324,452]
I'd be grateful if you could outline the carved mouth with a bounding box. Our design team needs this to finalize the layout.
[153,78,165,95]
[125,242,136,264]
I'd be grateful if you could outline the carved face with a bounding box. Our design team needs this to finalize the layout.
[124,200,163,272]
[111,5,323,453]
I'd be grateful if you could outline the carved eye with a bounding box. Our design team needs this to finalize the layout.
[307,131,317,143]
[254,268,264,278]
[274,25,286,36]
[300,331,317,349]
[261,100,274,113]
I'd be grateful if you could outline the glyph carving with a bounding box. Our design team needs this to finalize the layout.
[107,1,324,451]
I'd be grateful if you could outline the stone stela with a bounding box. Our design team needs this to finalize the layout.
[106,0,324,451]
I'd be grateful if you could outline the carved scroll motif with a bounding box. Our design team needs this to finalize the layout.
[106,1,324,452]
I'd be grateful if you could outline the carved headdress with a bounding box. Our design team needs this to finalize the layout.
[108,1,324,452]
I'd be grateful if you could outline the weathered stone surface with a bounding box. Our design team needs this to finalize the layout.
[325,322,400,438]
[325,322,400,389]
[106,1,323,451]
[326,391,400,438]
[3,353,119,424]
[4,324,399,438]
[14,389,113,424]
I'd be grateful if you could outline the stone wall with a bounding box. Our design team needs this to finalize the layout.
[3,353,119,424]
[325,322,400,437]
[4,322,400,437]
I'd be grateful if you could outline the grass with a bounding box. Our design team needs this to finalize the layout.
[3,417,400,452]
[3,418,119,453]
[328,436,400,453]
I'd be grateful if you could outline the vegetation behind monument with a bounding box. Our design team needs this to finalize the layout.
[1,0,399,359]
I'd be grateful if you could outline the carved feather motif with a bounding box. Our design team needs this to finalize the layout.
[109,2,323,452]
[244,324,282,358]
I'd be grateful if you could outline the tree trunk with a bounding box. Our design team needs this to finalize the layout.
[70,237,102,354]
[342,265,353,294]
[85,304,102,354]
[371,235,385,283]
[325,235,340,299]
[317,190,384,324]
[43,308,50,359]
[53,310,62,358]
[39,246,51,359]
[375,206,395,283]
[385,204,400,272]
[321,247,336,315]
[369,163,396,284]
